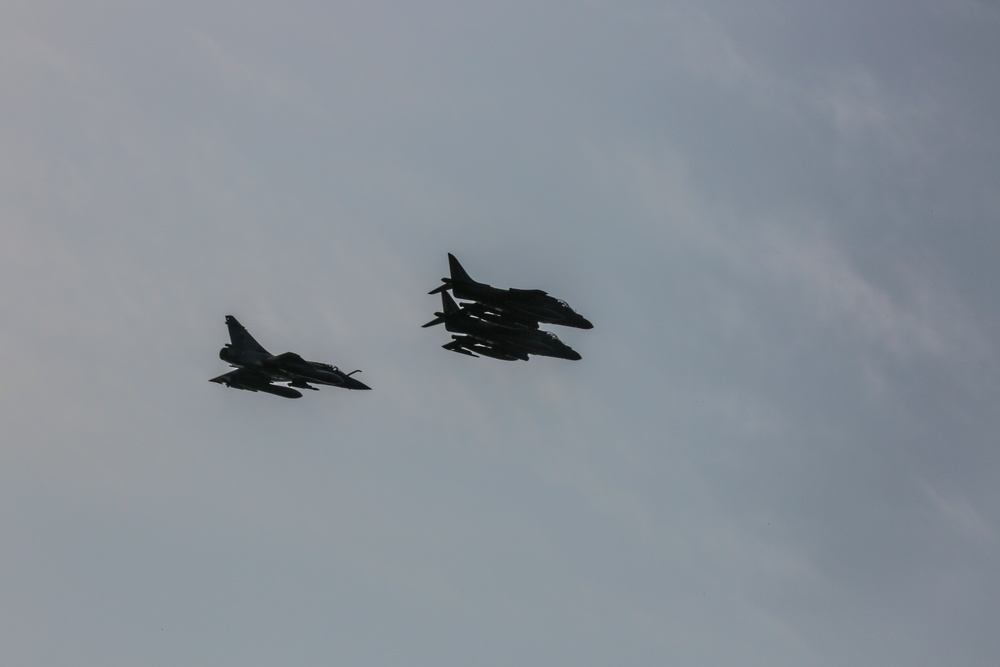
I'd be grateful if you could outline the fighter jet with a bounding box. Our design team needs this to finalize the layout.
[423,292,582,361]
[210,315,370,398]
[428,253,593,329]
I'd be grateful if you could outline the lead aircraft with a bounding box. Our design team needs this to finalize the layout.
[429,253,593,330]
[210,315,370,398]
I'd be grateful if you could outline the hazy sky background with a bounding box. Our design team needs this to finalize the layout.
[3,1,999,665]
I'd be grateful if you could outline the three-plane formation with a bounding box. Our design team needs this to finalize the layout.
[211,254,593,398]
[424,253,592,361]
[211,315,371,399]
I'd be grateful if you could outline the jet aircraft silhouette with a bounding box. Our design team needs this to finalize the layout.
[210,315,370,398]
[423,292,581,361]
[429,253,593,330]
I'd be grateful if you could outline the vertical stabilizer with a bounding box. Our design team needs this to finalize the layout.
[441,290,461,316]
[447,253,476,285]
[224,315,270,355]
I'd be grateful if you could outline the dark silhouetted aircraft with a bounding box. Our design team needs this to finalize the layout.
[423,292,582,361]
[429,253,593,329]
[210,315,370,398]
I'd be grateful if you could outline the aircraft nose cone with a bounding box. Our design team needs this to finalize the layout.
[344,376,372,390]
[567,350,582,361]
[579,319,594,330]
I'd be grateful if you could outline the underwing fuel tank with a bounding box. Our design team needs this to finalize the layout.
[212,375,303,399]
[257,384,304,399]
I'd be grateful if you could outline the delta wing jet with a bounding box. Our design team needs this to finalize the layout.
[210,315,370,398]
[429,253,593,329]
[423,292,581,361]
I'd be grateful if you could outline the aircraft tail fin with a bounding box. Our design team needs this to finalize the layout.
[441,290,461,315]
[422,291,462,327]
[224,315,270,355]
[447,253,475,285]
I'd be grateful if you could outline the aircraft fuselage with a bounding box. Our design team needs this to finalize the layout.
[441,314,581,361]
[449,283,593,329]
[219,345,371,390]
[220,345,277,373]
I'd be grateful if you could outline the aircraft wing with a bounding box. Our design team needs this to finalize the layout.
[461,302,541,329]
[210,368,302,398]
[444,335,528,361]
[210,367,269,385]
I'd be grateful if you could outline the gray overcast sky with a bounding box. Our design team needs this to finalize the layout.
[3,1,999,665]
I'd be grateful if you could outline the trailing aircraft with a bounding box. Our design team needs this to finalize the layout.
[429,253,593,329]
[210,315,370,398]
[423,292,582,361]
